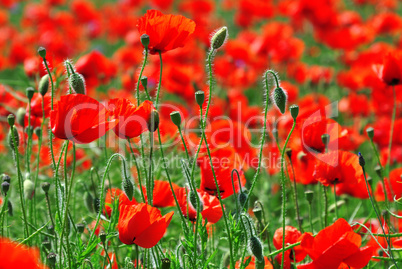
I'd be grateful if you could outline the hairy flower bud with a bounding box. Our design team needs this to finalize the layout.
[16,108,26,128]
[8,126,19,149]
[147,110,160,133]
[26,87,35,101]
[123,177,134,201]
[273,87,287,114]
[249,236,264,262]
[210,26,228,50]
[39,74,50,96]
[69,73,86,95]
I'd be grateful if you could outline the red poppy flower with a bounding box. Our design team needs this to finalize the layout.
[373,53,402,86]
[137,10,196,54]
[198,147,246,199]
[299,218,373,269]
[107,98,154,139]
[118,203,173,248]
[176,187,223,224]
[50,94,117,144]
[234,256,273,268]
[273,226,307,263]
[375,167,402,202]
[141,180,179,208]
[0,237,48,268]
[313,151,364,186]
[104,188,138,218]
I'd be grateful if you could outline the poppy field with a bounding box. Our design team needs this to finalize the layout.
[1,0,402,268]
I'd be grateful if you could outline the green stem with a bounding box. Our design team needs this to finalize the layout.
[369,139,389,208]
[334,181,338,219]
[322,185,328,227]
[178,126,190,161]
[386,85,396,176]
[147,133,154,205]
[155,51,163,108]
[136,49,149,106]
[280,121,296,269]
[127,139,146,203]
[203,50,215,124]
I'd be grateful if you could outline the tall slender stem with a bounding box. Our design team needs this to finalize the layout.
[386,85,396,176]
[136,49,149,106]
[155,51,163,108]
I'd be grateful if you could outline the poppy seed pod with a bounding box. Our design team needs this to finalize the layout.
[1,174,10,183]
[99,231,107,244]
[211,26,228,50]
[305,190,314,204]
[41,182,50,194]
[161,258,171,269]
[290,104,299,121]
[7,114,15,127]
[123,177,134,201]
[170,111,182,128]
[26,87,35,101]
[141,76,148,89]
[249,236,264,262]
[366,127,374,140]
[47,253,56,267]
[147,110,160,133]
[273,87,287,114]
[69,73,86,95]
[39,74,50,96]
[238,191,248,209]
[141,34,150,48]
[38,47,46,58]
[16,108,26,128]
[195,91,205,107]
[76,223,85,234]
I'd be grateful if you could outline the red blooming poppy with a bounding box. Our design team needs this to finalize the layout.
[107,98,154,139]
[234,256,273,268]
[0,237,48,268]
[137,10,196,54]
[118,203,173,248]
[299,218,373,269]
[141,180,179,208]
[273,226,307,263]
[50,94,117,144]
[373,53,402,86]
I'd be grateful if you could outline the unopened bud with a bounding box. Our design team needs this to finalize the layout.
[24,179,35,200]
[273,87,287,114]
[123,177,134,201]
[34,127,41,138]
[358,152,365,167]
[170,111,182,128]
[26,87,35,101]
[249,236,264,262]
[76,223,85,233]
[16,108,26,127]
[1,174,10,183]
[290,104,299,121]
[47,253,57,267]
[211,26,228,50]
[69,73,86,95]
[189,190,203,212]
[39,74,50,96]
[141,34,150,48]
[38,47,47,58]
[8,126,19,149]
[94,197,100,213]
[1,182,10,196]
[305,190,314,204]
[238,191,248,209]
[161,258,171,269]
[99,231,107,244]
[195,91,205,107]
[7,114,15,127]
[147,110,159,133]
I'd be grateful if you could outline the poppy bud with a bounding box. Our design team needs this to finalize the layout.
[26,87,35,101]
[16,108,26,127]
[147,110,159,133]
[238,191,248,209]
[141,34,150,49]
[76,223,85,234]
[210,26,228,50]
[161,258,171,269]
[84,191,94,213]
[253,201,263,223]
[374,165,382,178]
[305,190,314,204]
[7,114,15,127]
[38,47,46,58]
[94,197,101,213]
[195,91,205,107]
[69,73,86,95]
[170,111,182,128]
[34,127,41,138]
[189,190,203,212]
[41,182,50,194]
[123,177,134,201]
[8,126,19,149]
[99,231,107,244]
[47,253,56,267]
[321,134,330,148]
[39,74,50,96]
[273,87,287,114]
[290,104,299,121]
[141,76,148,89]
[358,152,365,167]
[7,200,13,216]
[42,239,51,251]
[24,179,35,200]
[366,127,374,140]
[1,174,10,183]
[249,236,264,262]
[1,182,10,196]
